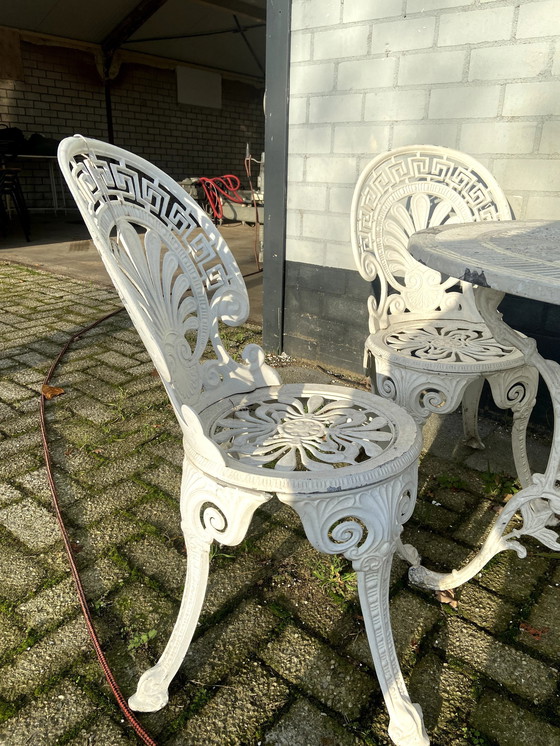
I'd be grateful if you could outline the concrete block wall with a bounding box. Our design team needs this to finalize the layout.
[284,0,560,383]
[0,41,264,210]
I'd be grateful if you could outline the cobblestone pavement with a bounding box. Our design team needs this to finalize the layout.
[1,262,560,746]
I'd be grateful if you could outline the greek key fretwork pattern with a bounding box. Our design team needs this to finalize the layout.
[352,146,512,321]
[60,137,280,414]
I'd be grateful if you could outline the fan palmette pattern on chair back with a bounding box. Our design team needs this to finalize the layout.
[58,136,277,421]
[352,147,512,330]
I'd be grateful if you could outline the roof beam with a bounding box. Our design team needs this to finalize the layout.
[102,0,170,57]
[192,0,266,22]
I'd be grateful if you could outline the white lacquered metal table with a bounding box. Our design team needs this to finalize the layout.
[407,219,560,589]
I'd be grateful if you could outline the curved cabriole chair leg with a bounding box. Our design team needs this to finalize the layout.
[291,464,428,746]
[487,366,539,488]
[129,464,270,712]
[129,529,211,712]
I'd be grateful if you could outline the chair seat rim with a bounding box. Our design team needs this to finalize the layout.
[193,383,422,496]
[366,319,527,374]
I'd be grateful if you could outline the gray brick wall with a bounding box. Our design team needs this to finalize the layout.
[0,42,264,210]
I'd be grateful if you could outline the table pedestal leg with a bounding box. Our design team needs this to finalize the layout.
[410,287,560,591]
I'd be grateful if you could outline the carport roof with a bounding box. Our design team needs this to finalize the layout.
[0,0,266,84]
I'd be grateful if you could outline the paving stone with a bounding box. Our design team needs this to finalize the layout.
[123,535,187,595]
[13,350,53,369]
[407,652,478,740]
[0,680,96,746]
[517,584,560,659]
[0,411,42,437]
[202,554,268,618]
[96,429,164,460]
[113,582,176,648]
[410,497,458,532]
[87,363,132,385]
[144,438,184,467]
[72,377,129,404]
[401,524,473,573]
[0,381,34,402]
[0,482,23,506]
[0,497,60,550]
[17,574,80,631]
[142,461,182,496]
[182,599,280,686]
[347,589,440,671]
[438,616,557,704]
[261,625,376,719]
[457,582,519,634]
[0,616,91,698]
[0,401,16,423]
[476,551,549,603]
[452,497,500,546]
[419,455,487,496]
[82,452,154,488]
[16,466,89,507]
[0,614,24,659]
[74,513,144,561]
[98,350,143,369]
[172,661,290,746]
[252,525,310,563]
[264,554,358,646]
[69,396,119,424]
[0,450,41,480]
[263,697,362,746]
[17,555,127,630]
[65,479,148,526]
[132,496,182,538]
[0,542,46,601]
[471,691,560,746]
[0,430,42,460]
[66,716,136,745]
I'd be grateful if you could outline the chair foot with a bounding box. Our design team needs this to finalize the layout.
[129,665,170,712]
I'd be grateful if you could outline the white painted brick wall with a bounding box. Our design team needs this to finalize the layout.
[438,7,515,46]
[288,125,331,154]
[517,0,560,38]
[338,58,397,91]
[291,63,335,94]
[371,18,436,55]
[398,50,466,86]
[287,0,560,270]
[469,43,550,81]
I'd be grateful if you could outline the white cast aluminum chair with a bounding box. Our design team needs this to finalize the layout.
[351,145,538,487]
[58,136,430,746]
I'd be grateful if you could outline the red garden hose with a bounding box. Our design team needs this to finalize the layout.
[39,307,157,746]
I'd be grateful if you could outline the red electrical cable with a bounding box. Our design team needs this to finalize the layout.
[39,307,157,746]
[198,174,243,220]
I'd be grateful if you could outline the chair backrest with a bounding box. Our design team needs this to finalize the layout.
[58,136,279,448]
[351,145,512,328]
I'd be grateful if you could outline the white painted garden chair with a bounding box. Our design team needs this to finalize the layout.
[58,136,431,746]
[351,146,538,487]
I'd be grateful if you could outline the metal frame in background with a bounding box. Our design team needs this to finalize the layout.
[262,0,291,352]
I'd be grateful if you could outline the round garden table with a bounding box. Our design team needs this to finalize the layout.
[407,220,560,589]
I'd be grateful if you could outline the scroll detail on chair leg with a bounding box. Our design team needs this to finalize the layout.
[129,463,270,713]
[486,366,538,489]
[290,466,428,746]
